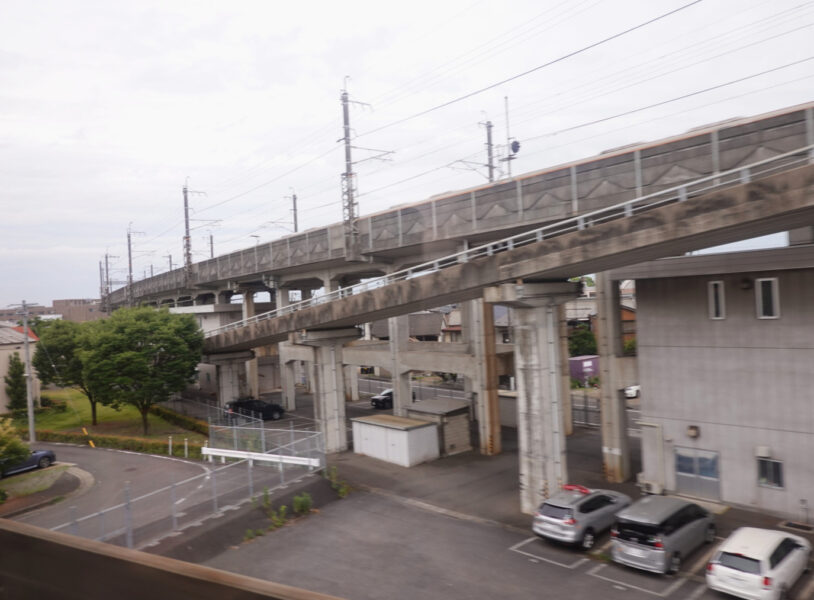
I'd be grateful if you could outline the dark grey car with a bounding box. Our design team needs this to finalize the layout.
[611,495,716,574]
[533,485,632,550]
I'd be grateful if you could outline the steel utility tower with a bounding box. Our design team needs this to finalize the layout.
[341,86,359,260]
[183,183,192,282]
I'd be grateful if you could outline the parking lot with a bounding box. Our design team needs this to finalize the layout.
[204,486,814,600]
[197,389,814,599]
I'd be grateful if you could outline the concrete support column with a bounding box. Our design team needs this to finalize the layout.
[312,344,347,453]
[207,352,254,405]
[559,304,573,436]
[344,365,359,401]
[387,315,412,417]
[485,281,580,514]
[596,272,631,483]
[297,328,360,453]
[277,288,296,409]
[463,299,501,455]
[242,292,259,398]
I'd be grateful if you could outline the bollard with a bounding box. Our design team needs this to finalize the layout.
[247,459,254,499]
[184,437,188,458]
[168,435,173,456]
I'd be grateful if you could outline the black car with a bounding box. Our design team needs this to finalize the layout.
[370,388,415,410]
[226,398,284,420]
[371,389,394,409]
[1,448,56,478]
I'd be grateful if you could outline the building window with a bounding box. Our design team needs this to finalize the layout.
[755,278,779,319]
[758,458,783,488]
[708,281,725,319]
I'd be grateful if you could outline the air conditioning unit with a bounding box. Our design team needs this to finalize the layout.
[636,472,664,495]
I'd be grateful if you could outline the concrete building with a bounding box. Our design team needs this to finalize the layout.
[0,324,40,412]
[613,243,814,519]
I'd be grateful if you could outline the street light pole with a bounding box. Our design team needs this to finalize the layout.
[10,300,38,443]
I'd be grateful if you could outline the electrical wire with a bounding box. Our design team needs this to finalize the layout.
[356,0,704,139]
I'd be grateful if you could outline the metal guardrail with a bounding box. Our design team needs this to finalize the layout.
[206,145,814,338]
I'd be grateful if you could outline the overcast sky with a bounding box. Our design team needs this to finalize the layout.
[1,0,812,308]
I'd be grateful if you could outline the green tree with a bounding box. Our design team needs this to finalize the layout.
[34,320,107,425]
[0,417,29,470]
[568,324,597,357]
[80,307,203,435]
[4,352,27,411]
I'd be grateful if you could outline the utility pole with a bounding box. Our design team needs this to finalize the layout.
[127,225,134,307]
[291,190,298,233]
[504,97,512,178]
[10,301,39,443]
[183,183,192,282]
[340,83,359,260]
[500,96,520,178]
[126,224,144,307]
[209,233,214,258]
[150,264,154,278]
[166,254,173,271]
[98,260,105,303]
[485,120,495,183]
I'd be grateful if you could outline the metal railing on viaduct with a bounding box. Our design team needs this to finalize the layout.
[204,146,814,353]
[109,102,814,307]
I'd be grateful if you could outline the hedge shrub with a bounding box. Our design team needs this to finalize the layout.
[33,429,205,460]
[149,405,209,436]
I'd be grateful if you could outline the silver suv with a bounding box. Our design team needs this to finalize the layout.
[611,495,715,574]
[533,485,631,550]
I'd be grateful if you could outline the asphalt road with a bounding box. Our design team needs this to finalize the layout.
[14,442,208,531]
[202,490,736,600]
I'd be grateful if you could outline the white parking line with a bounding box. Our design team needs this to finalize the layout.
[509,537,589,570]
[587,564,688,598]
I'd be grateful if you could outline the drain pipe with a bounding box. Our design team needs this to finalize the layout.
[637,421,665,492]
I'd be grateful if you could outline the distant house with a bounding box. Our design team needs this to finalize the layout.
[0,324,40,412]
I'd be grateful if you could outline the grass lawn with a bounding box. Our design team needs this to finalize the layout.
[0,464,69,498]
[35,388,207,444]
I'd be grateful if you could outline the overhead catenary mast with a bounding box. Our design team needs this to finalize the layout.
[340,84,359,260]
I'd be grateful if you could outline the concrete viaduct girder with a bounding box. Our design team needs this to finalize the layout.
[205,163,814,354]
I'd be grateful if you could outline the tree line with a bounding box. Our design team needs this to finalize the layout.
[14,307,203,436]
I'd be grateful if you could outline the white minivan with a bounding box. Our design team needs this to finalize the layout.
[706,527,811,600]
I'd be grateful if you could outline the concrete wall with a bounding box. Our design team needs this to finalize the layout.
[0,518,344,600]
[636,264,814,518]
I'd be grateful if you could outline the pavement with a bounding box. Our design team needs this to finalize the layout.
[6,393,813,549]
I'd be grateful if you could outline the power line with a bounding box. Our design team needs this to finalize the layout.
[523,56,814,143]
[356,0,703,139]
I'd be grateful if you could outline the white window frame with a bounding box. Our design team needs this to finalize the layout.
[755,277,780,319]
[707,280,725,320]
[757,457,784,489]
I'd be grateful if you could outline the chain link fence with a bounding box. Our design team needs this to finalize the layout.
[571,392,601,427]
[51,423,323,551]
